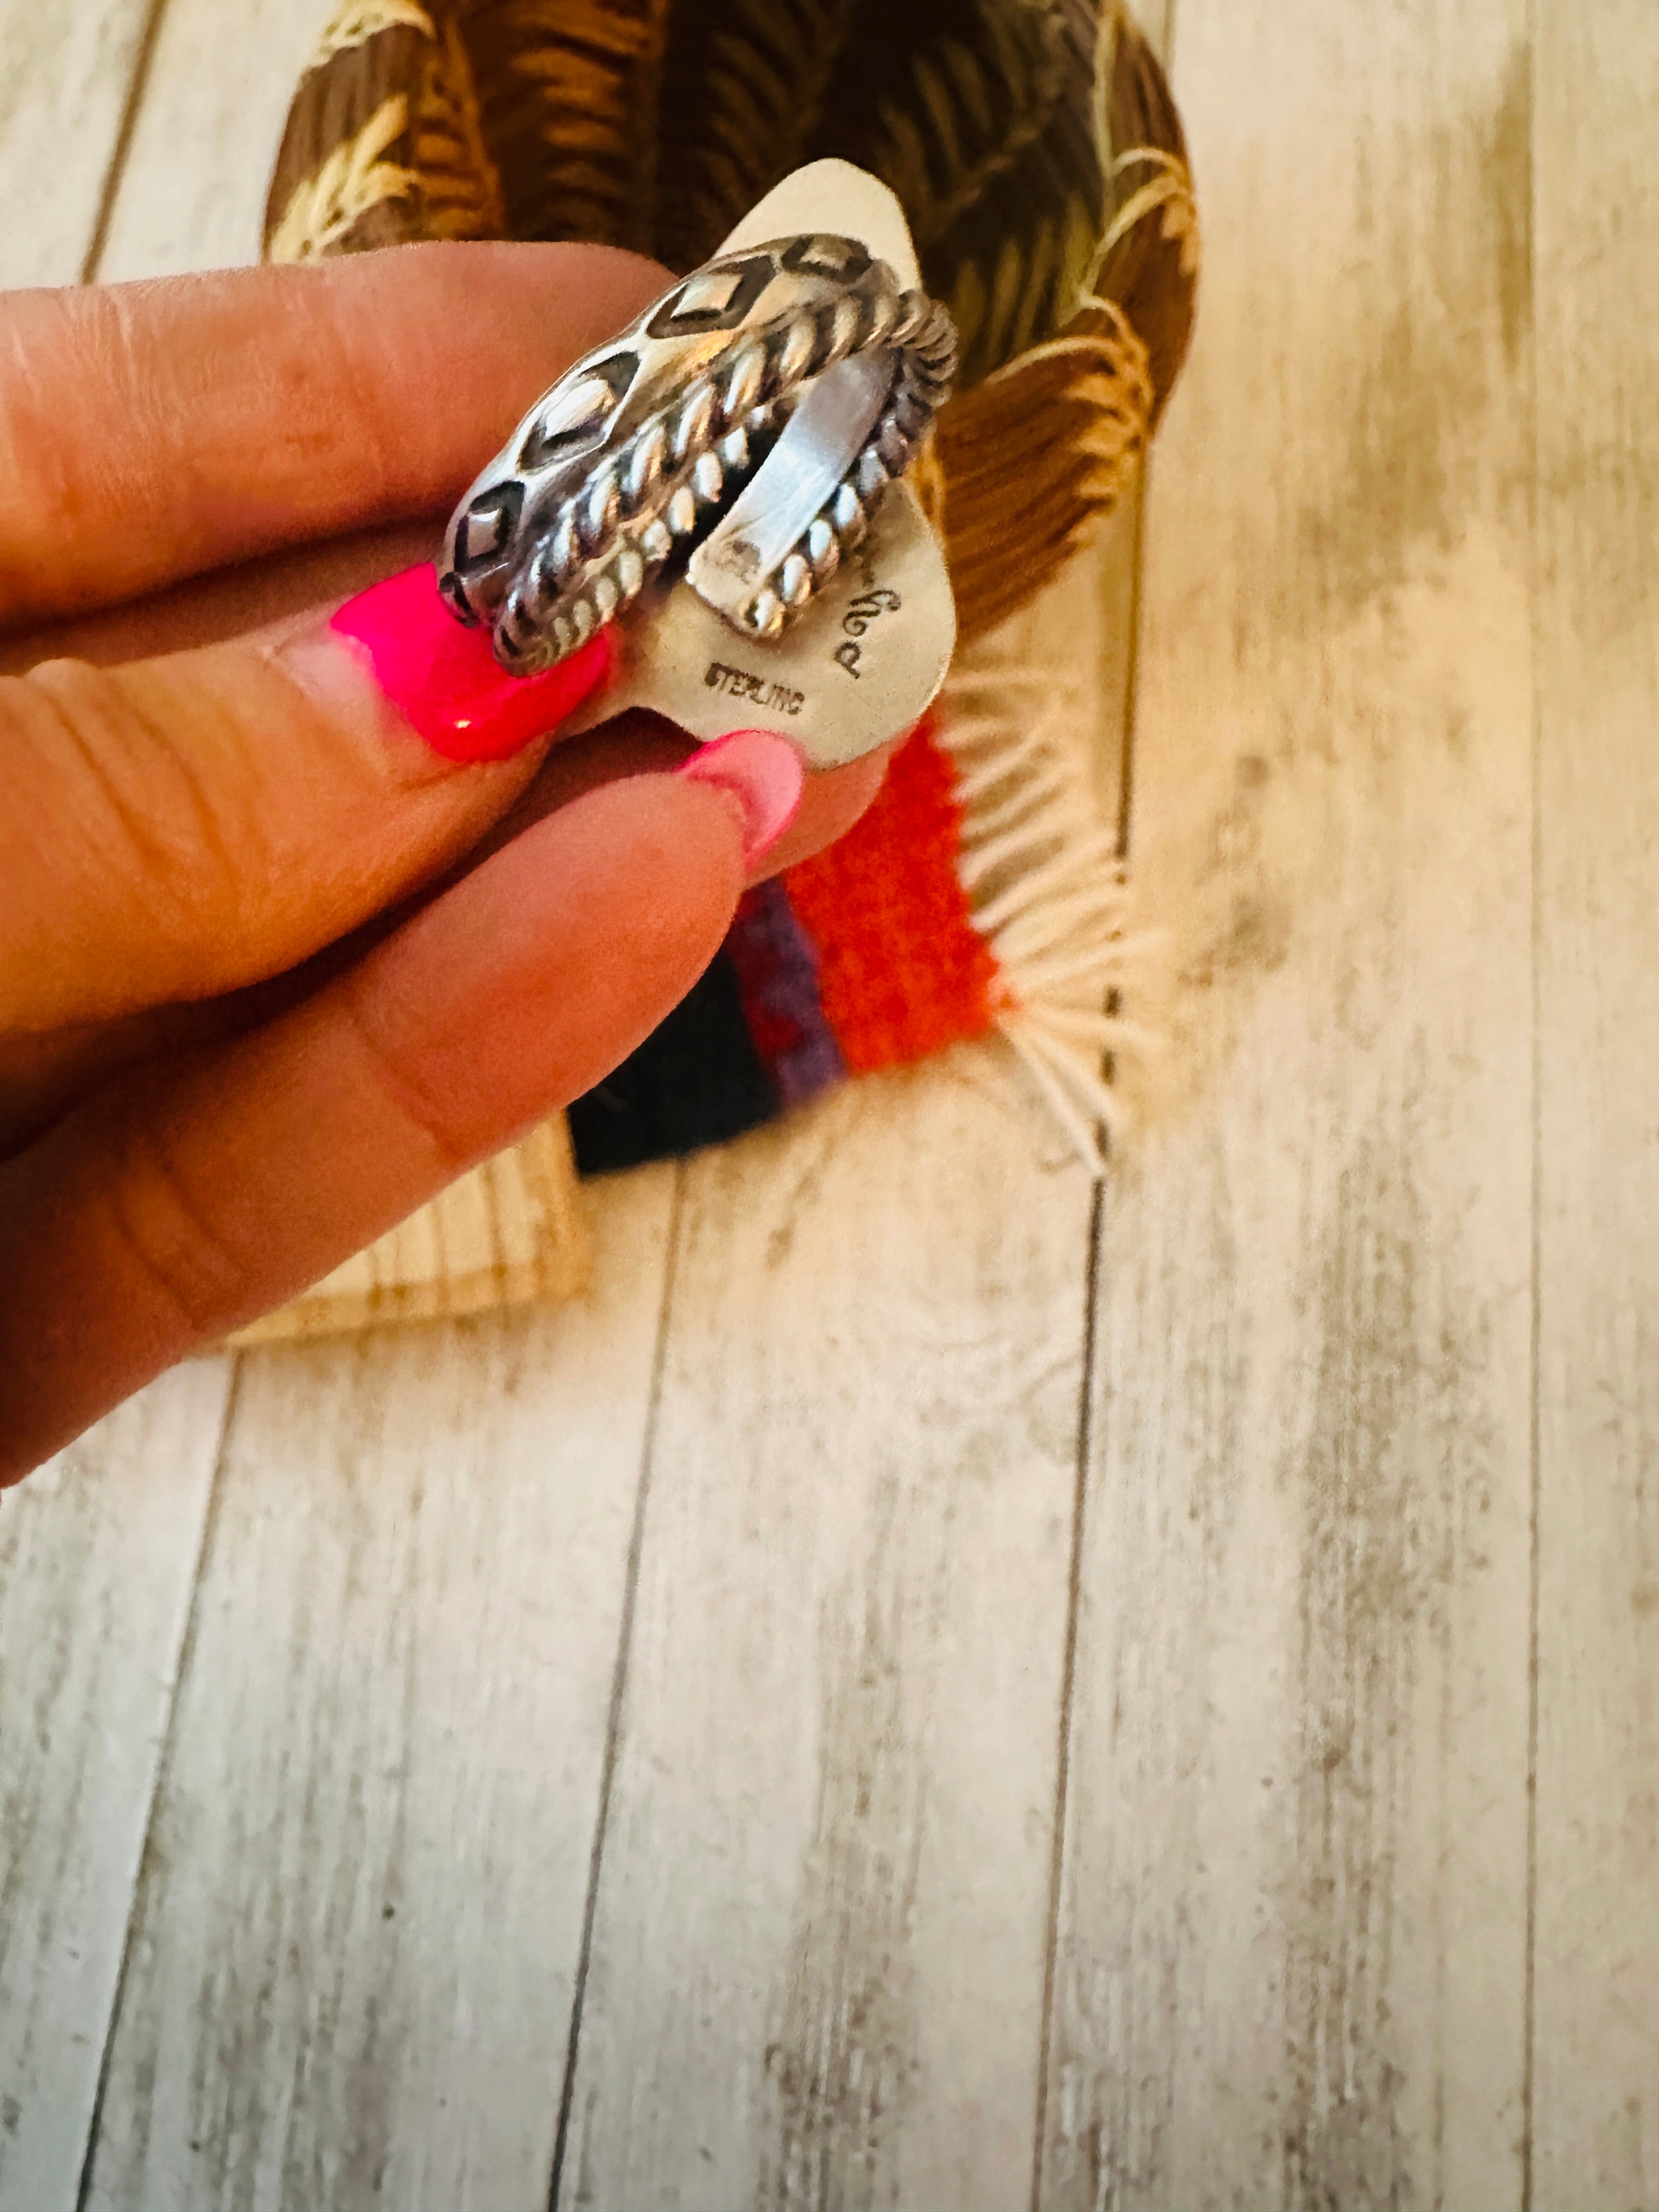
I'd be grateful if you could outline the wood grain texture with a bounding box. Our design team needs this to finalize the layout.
[0,0,155,286]
[0,18,240,2212]
[1531,5,1659,2205]
[23,2,1659,2207]
[561,1057,1095,2212]
[0,1365,232,2212]
[1039,1,1538,2206]
[80,1170,674,2212]
[94,0,325,279]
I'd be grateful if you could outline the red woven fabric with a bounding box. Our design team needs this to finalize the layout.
[784,719,997,1074]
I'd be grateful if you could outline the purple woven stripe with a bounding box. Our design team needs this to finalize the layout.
[727,878,848,1107]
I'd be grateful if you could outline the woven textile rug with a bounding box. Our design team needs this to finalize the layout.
[250,0,1198,1336]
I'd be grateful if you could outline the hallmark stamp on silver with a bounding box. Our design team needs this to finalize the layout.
[705,661,805,715]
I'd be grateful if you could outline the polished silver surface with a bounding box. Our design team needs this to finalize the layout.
[555,477,956,774]
[437,198,956,682]
[685,349,894,634]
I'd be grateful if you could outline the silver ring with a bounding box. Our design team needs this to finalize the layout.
[437,234,956,674]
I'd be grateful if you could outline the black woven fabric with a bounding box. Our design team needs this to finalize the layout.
[567,951,780,1172]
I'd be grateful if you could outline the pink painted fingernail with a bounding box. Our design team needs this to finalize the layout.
[676,729,805,869]
[327,562,612,763]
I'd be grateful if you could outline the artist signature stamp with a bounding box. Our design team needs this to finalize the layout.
[833,585,902,676]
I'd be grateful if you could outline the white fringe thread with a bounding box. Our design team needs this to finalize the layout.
[934,652,1154,1177]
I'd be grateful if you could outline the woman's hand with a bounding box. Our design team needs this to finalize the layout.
[0,244,887,1482]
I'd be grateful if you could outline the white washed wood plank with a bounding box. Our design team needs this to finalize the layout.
[94,0,324,280]
[80,1168,674,2212]
[1532,4,1659,2204]
[0,1363,232,2212]
[562,1055,1094,2212]
[1040,0,1537,2205]
[0,21,237,2209]
[556,20,1159,2182]
[0,0,154,287]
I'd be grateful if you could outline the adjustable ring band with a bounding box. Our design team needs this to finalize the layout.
[438,233,957,675]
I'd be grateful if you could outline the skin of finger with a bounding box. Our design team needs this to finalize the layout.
[0,244,670,628]
[0,613,564,1034]
[0,774,748,1483]
[0,531,888,882]
[0,706,890,1147]
[444,712,893,894]
[0,1002,213,1160]
[0,520,434,678]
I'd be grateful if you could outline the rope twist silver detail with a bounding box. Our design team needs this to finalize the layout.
[438,234,956,674]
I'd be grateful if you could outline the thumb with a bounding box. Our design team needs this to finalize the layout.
[1,562,607,1032]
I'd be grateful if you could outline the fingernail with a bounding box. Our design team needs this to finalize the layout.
[677,729,805,870]
[327,562,612,763]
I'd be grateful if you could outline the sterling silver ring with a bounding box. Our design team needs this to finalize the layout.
[437,233,957,675]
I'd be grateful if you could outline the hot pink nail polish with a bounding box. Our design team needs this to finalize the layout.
[329,562,613,763]
[676,727,805,869]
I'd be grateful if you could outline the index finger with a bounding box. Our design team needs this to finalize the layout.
[0,766,758,1480]
[0,242,668,628]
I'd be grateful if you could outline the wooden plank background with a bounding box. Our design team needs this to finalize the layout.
[2,1,1656,2208]
[1039,1,1538,2206]
[1531,4,1659,2205]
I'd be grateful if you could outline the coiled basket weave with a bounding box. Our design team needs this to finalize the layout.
[242,0,1199,1342]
